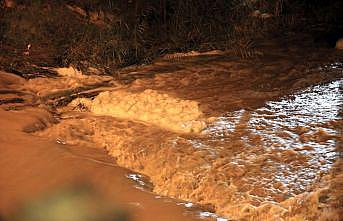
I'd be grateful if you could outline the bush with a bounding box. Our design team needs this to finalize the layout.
[1,0,337,73]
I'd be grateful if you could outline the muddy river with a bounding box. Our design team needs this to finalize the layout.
[0,47,342,221]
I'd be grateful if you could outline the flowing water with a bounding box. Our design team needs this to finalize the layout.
[1,53,342,220]
[203,80,341,201]
[31,63,342,220]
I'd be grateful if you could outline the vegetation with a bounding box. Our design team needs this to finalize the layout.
[0,0,342,75]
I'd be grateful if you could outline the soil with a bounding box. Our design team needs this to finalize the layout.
[1,42,342,221]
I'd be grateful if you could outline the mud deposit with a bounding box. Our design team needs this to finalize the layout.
[1,49,343,220]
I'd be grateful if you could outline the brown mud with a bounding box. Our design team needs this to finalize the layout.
[1,44,343,220]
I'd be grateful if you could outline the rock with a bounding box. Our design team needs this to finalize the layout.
[335,38,343,50]
[66,4,87,17]
[54,66,83,78]
[10,185,129,221]
[4,0,16,8]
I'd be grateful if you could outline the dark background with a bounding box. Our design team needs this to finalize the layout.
[0,0,342,74]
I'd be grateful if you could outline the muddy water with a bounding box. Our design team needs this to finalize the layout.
[0,73,217,221]
[36,79,342,220]
[0,111,208,221]
[2,48,342,220]
[203,80,342,201]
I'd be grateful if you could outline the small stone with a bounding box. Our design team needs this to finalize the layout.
[335,38,343,50]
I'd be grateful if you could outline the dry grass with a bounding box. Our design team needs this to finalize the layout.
[0,0,308,72]
[1,0,340,73]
